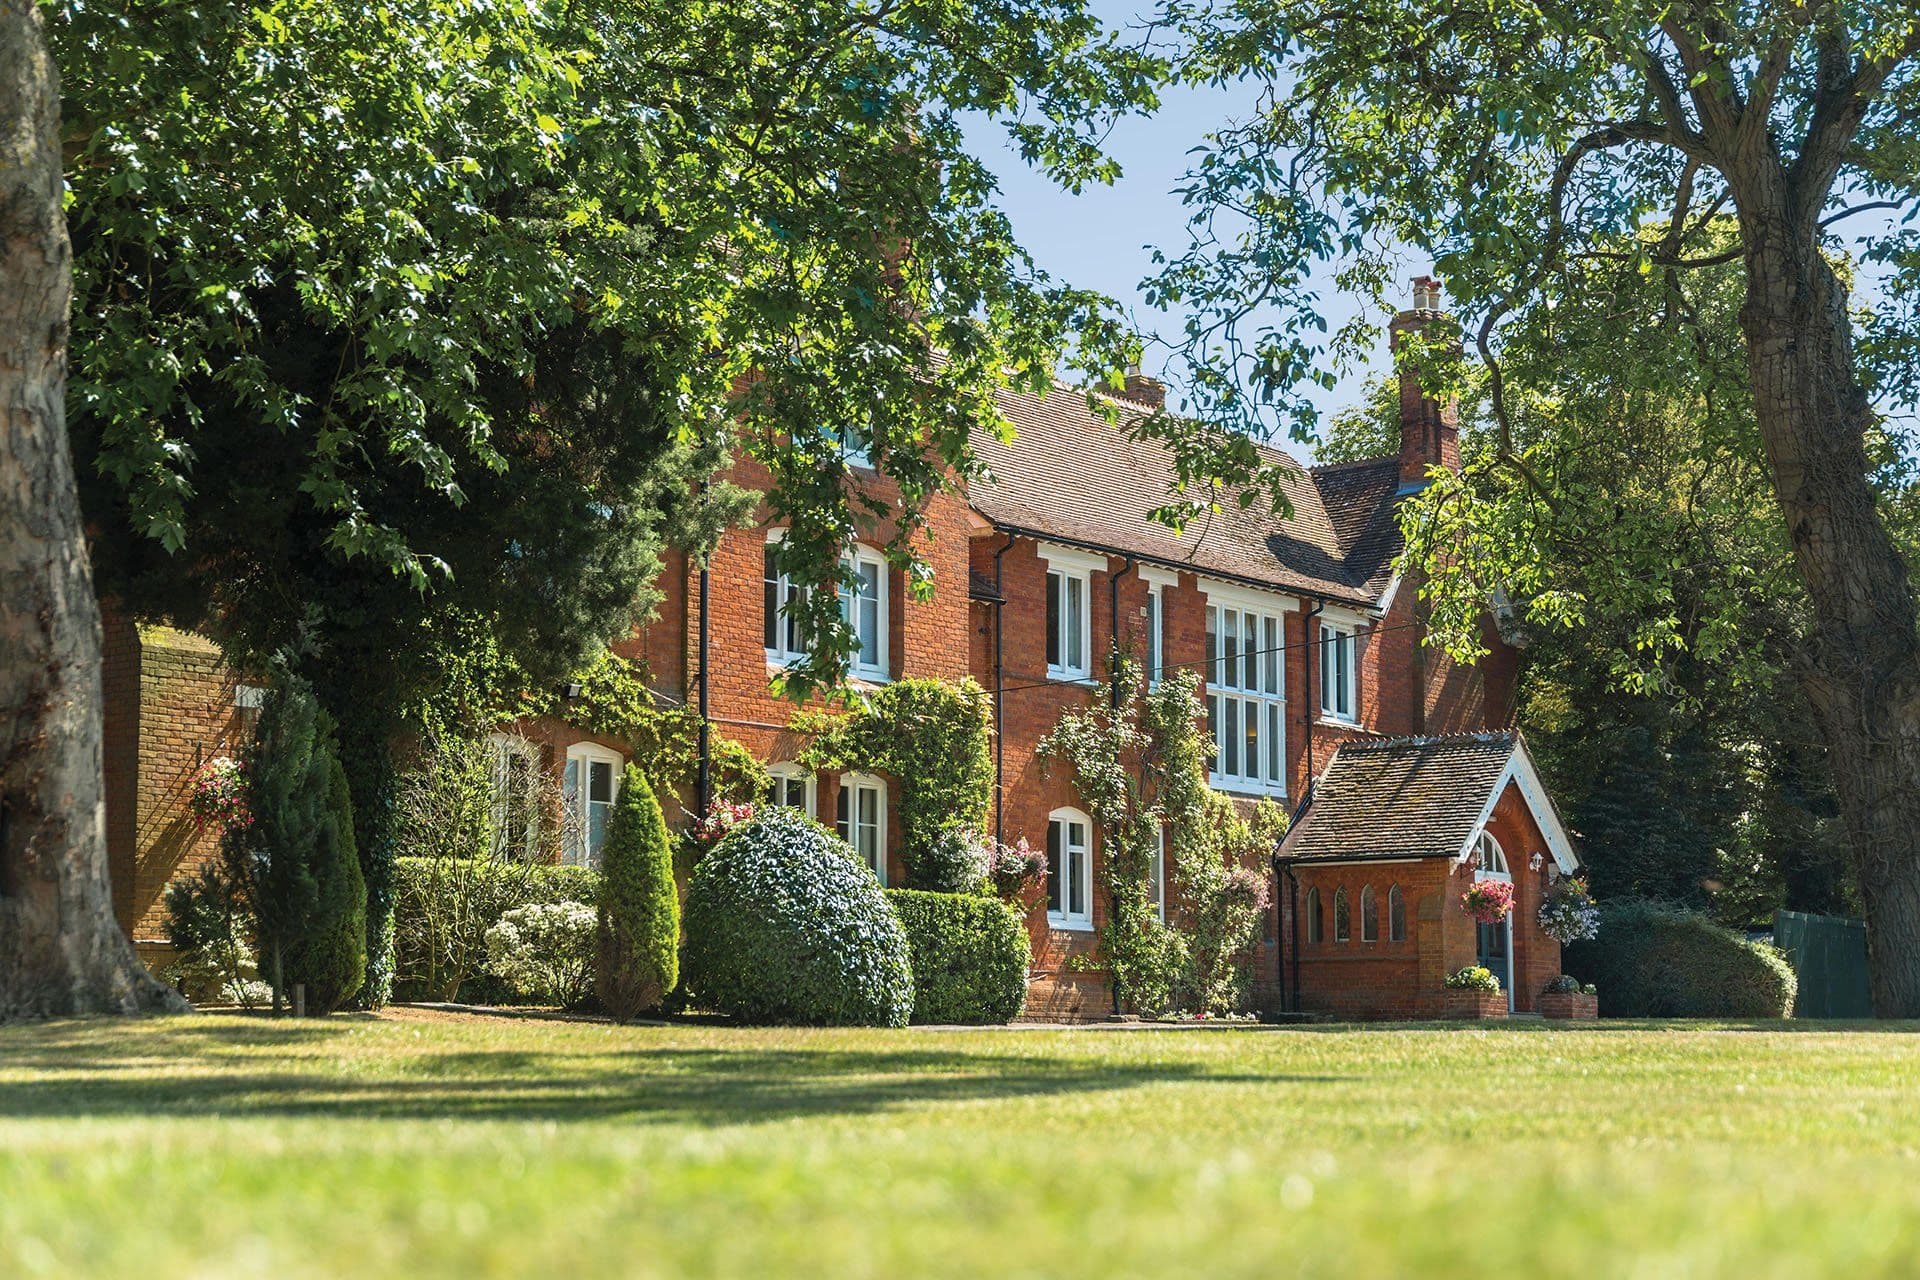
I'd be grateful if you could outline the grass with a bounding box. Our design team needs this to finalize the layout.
[2,1011,1919,1277]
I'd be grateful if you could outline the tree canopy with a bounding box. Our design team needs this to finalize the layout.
[1148,0,1920,1012]
[56,0,1162,692]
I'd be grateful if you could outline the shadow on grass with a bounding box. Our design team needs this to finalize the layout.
[0,1016,1349,1127]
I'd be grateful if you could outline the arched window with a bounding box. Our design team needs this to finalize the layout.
[1046,808,1094,930]
[1360,885,1378,942]
[1304,887,1323,944]
[1473,831,1511,880]
[1388,885,1407,942]
[768,763,815,816]
[836,772,887,884]
[1333,887,1351,942]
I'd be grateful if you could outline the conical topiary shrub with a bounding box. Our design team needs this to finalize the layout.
[596,765,679,1020]
[245,675,366,1014]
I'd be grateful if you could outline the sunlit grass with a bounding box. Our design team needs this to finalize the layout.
[2,1010,1917,1277]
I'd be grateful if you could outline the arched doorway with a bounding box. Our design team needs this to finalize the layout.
[1472,831,1514,1011]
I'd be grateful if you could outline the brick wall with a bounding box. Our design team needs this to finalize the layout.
[102,624,256,967]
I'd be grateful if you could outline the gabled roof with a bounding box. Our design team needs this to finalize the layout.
[966,385,1403,607]
[1277,732,1579,874]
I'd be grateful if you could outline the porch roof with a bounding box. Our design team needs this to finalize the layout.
[1277,731,1578,874]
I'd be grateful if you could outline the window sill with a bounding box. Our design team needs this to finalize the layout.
[1316,716,1363,730]
[1047,917,1096,933]
[1045,668,1100,688]
[1208,775,1289,801]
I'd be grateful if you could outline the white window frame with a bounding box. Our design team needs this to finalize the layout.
[1140,567,1177,687]
[1473,830,1511,881]
[836,772,888,884]
[1318,611,1363,725]
[562,742,624,868]
[833,424,873,470]
[1203,584,1293,797]
[768,762,816,817]
[487,734,542,860]
[1150,825,1168,922]
[763,530,806,667]
[1046,807,1095,931]
[1039,544,1103,683]
[840,543,890,683]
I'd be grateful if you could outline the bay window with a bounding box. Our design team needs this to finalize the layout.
[1205,593,1289,795]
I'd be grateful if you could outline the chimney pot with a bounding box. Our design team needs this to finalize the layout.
[1121,362,1167,411]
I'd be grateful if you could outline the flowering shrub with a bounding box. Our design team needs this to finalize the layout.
[1542,973,1596,996]
[987,835,1047,900]
[1539,878,1600,944]
[1445,965,1501,992]
[691,800,755,846]
[922,826,993,895]
[483,901,597,1008]
[187,755,250,834]
[1460,879,1515,924]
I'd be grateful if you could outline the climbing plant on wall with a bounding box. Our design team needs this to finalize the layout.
[793,678,994,888]
[1038,657,1280,1014]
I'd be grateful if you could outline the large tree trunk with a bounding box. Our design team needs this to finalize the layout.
[1741,209,1920,1019]
[0,0,184,1020]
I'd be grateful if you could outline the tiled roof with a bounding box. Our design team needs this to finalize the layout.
[966,384,1401,606]
[1278,733,1519,863]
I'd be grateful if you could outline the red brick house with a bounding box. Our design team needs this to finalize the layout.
[101,283,1577,1019]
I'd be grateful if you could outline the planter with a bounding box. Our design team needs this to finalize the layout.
[1442,988,1508,1020]
[1539,990,1599,1020]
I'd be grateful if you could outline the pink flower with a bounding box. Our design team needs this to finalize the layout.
[1460,879,1515,924]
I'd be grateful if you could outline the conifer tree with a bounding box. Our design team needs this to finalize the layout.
[595,766,678,1021]
[244,677,366,1013]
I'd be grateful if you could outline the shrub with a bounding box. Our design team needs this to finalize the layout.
[392,858,602,1003]
[921,827,991,895]
[1564,898,1797,1018]
[596,766,680,1020]
[484,902,597,1008]
[241,676,366,1013]
[885,889,1029,1024]
[162,857,266,1007]
[1446,965,1501,992]
[682,808,913,1026]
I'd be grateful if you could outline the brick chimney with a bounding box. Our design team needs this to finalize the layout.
[1120,362,1167,411]
[1388,275,1460,491]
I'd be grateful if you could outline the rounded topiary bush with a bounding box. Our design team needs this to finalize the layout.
[885,889,1030,1024]
[682,808,914,1026]
[1564,897,1797,1018]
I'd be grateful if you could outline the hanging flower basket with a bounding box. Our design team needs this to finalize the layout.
[186,755,250,835]
[1538,878,1600,944]
[1460,880,1514,924]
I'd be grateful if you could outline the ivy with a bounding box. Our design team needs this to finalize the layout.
[1038,655,1281,1014]
[792,678,994,889]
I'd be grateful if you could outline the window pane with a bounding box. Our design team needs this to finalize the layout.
[764,548,780,650]
[1066,576,1084,670]
[1240,611,1255,688]
[1223,699,1240,775]
[1069,825,1087,916]
[1264,616,1280,693]
[1206,607,1219,683]
[836,785,850,840]
[1046,574,1061,668]
[1267,704,1283,783]
[589,761,613,804]
[1245,699,1259,778]
[1222,610,1239,688]
[1047,822,1063,914]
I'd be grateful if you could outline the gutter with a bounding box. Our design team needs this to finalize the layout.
[1108,555,1136,710]
[984,522,1378,616]
[990,534,1014,846]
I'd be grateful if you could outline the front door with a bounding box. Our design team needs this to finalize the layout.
[1477,918,1512,1008]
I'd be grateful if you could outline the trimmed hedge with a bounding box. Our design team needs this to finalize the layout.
[682,808,914,1026]
[885,889,1029,1024]
[1564,898,1797,1018]
[392,857,601,1004]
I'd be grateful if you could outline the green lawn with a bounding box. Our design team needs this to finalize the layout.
[3,1011,1918,1277]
